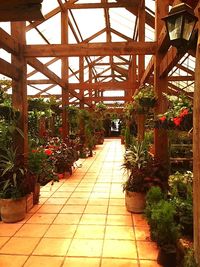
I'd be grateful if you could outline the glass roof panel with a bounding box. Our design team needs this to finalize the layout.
[71,9,105,40]
[110,8,135,39]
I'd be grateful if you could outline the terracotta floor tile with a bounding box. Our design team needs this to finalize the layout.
[24,256,64,267]
[135,227,151,241]
[37,204,63,213]
[103,239,137,259]
[14,224,49,237]
[0,237,40,255]
[87,198,109,206]
[0,223,22,236]
[44,224,77,238]
[0,255,28,267]
[60,205,86,214]
[74,225,105,239]
[74,187,92,192]
[109,198,125,206]
[40,191,54,198]
[105,225,135,240]
[0,237,10,248]
[101,258,138,267]
[137,241,159,260]
[33,238,71,256]
[67,239,103,257]
[106,214,132,226]
[80,214,106,225]
[38,197,48,204]
[132,214,149,227]
[139,260,162,267]
[45,198,68,205]
[63,257,100,267]
[26,213,57,224]
[84,205,108,214]
[53,214,82,224]
[66,198,88,205]
[28,204,42,214]
[108,205,129,215]
[52,192,72,198]
[70,192,91,198]
[90,192,110,198]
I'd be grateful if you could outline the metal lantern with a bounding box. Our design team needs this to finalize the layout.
[162,3,198,49]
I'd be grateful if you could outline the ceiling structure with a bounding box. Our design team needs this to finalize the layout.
[0,0,197,107]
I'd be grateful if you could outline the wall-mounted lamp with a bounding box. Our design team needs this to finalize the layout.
[162,3,198,50]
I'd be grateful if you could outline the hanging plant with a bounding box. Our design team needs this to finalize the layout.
[156,93,193,131]
[134,85,157,109]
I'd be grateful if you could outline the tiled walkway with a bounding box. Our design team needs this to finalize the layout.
[0,139,161,267]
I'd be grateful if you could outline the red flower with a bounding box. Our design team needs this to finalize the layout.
[32,149,37,153]
[59,127,63,133]
[159,116,166,122]
[173,117,182,126]
[44,149,52,156]
[180,108,189,117]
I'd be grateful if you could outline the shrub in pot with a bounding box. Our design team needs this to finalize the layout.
[150,200,180,267]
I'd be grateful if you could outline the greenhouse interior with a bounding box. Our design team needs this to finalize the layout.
[0,0,200,266]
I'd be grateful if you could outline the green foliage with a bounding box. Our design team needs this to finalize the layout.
[66,105,80,135]
[0,148,28,199]
[95,102,107,112]
[150,200,180,246]
[122,140,153,193]
[183,248,198,267]
[169,171,193,236]
[134,84,157,108]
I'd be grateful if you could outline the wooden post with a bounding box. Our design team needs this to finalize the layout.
[154,0,169,168]
[61,10,69,139]
[193,9,200,265]
[79,56,84,109]
[11,22,28,159]
[137,2,145,141]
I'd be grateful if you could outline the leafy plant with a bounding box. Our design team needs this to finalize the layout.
[150,200,180,246]
[183,248,198,267]
[0,148,29,199]
[134,84,157,108]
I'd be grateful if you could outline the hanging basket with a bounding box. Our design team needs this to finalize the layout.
[139,97,157,108]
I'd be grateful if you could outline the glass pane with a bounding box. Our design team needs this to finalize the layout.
[168,16,183,40]
[183,17,195,41]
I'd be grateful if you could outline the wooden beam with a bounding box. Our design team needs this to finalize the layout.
[27,58,59,78]
[0,58,19,80]
[0,1,44,21]
[27,79,55,84]
[27,58,66,88]
[0,28,19,55]
[24,42,157,57]
[62,2,137,9]
[159,47,185,78]
[68,81,129,90]
[168,75,194,81]
[27,57,81,100]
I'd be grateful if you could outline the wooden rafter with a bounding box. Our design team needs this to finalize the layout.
[24,42,157,57]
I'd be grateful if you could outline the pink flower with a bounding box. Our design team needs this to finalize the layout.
[159,116,166,122]
[173,117,182,126]
[44,149,52,156]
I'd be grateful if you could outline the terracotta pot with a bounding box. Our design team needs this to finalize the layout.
[125,190,146,213]
[33,183,40,204]
[0,197,26,223]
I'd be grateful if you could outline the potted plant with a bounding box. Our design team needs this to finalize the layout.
[122,140,151,213]
[0,147,30,222]
[152,200,180,267]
